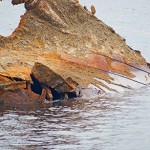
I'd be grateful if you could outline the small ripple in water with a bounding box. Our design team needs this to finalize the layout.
[0,86,150,149]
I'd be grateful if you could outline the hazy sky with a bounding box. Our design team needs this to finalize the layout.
[0,0,25,36]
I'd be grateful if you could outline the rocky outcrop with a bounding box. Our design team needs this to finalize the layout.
[31,62,74,93]
[31,62,80,99]
[0,0,150,104]
[0,62,81,106]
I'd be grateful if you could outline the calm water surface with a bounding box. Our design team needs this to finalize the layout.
[0,0,150,149]
[0,87,150,150]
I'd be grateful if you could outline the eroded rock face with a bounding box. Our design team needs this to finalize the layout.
[0,0,150,99]
[31,62,74,93]
[0,62,79,106]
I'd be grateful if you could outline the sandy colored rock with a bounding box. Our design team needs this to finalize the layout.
[87,54,110,71]
[0,0,149,93]
[110,61,135,78]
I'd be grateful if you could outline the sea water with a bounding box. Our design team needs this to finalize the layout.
[0,0,150,149]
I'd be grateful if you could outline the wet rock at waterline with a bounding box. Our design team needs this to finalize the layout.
[31,62,74,93]
[31,62,80,100]
[0,62,82,107]
[0,0,150,105]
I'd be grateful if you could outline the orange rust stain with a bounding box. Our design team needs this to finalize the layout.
[86,54,110,71]
[61,54,86,66]
[7,66,32,80]
[42,53,61,59]
[110,62,129,73]
[110,61,136,78]
[0,75,12,83]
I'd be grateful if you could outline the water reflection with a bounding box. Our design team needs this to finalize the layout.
[0,0,150,149]
[0,86,150,149]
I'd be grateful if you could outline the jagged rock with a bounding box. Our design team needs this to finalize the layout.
[31,62,75,93]
[0,0,150,97]
[86,54,110,71]
[0,88,49,108]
